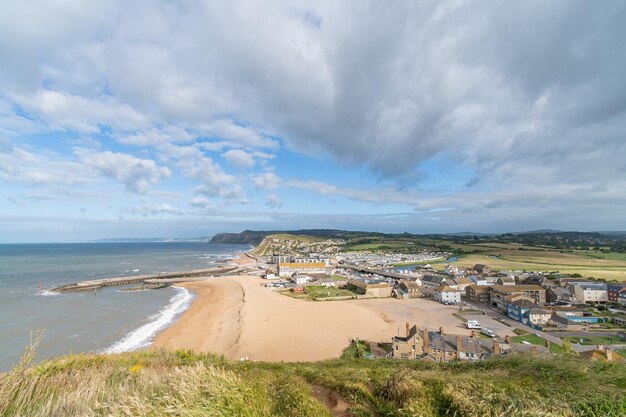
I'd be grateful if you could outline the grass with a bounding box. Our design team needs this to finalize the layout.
[304,286,356,300]
[1,348,625,417]
[268,233,325,242]
[510,334,564,353]
[281,286,357,301]
[564,335,625,345]
[341,340,372,359]
[434,252,626,281]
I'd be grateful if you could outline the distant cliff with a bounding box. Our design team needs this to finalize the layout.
[210,230,274,245]
[210,229,358,245]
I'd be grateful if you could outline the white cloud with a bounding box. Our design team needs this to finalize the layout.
[222,149,255,169]
[76,150,171,193]
[252,172,280,190]
[0,141,96,186]
[13,90,150,133]
[265,193,283,209]
[0,1,625,232]
[117,126,194,146]
[158,143,243,200]
[129,203,183,217]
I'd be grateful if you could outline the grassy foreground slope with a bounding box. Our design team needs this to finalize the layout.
[1,350,625,417]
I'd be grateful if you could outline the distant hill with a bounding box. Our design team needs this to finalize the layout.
[210,229,369,245]
[211,229,626,252]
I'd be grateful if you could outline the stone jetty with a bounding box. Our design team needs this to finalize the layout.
[50,265,240,293]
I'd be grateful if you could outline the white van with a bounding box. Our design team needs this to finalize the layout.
[465,320,481,329]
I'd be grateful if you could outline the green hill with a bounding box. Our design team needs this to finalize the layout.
[1,349,625,416]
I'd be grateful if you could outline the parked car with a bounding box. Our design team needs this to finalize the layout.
[481,328,496,338]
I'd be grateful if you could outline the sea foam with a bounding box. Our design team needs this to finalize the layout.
[105,286,194,354]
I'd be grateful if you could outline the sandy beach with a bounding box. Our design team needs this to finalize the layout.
[154,273,470,362]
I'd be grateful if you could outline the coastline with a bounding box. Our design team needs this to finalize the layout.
[105,252,256,355]
[152,272,471,362]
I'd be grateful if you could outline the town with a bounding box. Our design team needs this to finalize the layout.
[252,234,626,363]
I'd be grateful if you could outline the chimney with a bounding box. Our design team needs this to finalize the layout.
[493,341,500,355]
[422,328,429,354]
[406,322,410,338]
[456,336,462,352]
[606,349,613,361]
[439,326,444,335]
[530,345,537,354]
[504,335,511,344]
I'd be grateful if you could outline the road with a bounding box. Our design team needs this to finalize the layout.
[459,300,601,351]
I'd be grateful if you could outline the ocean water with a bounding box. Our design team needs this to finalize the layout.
[0,242,249,371]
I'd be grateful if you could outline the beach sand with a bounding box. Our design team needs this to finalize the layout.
[154,275,470,362]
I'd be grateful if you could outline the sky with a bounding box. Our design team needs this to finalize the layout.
[1,1,625,242]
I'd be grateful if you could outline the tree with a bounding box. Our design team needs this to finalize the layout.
[562,339,572,354]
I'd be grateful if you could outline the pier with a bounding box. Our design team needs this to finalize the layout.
[50,265,241,293]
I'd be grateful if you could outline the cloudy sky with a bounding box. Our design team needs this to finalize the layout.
[1,1,625,242]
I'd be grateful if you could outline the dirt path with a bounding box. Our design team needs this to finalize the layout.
[309,384,352,417]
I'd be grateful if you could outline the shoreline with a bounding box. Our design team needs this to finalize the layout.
[107,253,256,354]
[152,271,471,362]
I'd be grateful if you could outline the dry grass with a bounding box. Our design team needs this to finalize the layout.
[436,253,626,281]
[1,346,625,416]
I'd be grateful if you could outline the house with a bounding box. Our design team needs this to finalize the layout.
[434,286,462,304]
[293,256,331,266]
[549,311,603,330]
[451,277,473,291]
[572,283,608,304]
[466,285,490,303]
[619,288,626,306]
[346,279,392,298]
[278,262,329,277]
[529,307,552,325]
[546,287,573,303]
[473,264,492,275]
[489,285,546,310]
[312,277,337,287]
[496,276,516,286]
[443,264,459,276]
[262,272,277,280]
[421,275,449,288]
[398,280,423,299]
[521,274,556,288]
[292,274,313,285]
[469,275,497,286]
[556,277,594,287]
[506,298,538,325]
[391,325,545,362]
[271,254,292,264]
[607,283,626,303]
[580,346,625,362]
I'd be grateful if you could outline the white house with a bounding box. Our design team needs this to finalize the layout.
[469,275,497,286]
[434,286,462,304]
[573,283,608,304]
[292,274,313,285]
[278,262,329,277]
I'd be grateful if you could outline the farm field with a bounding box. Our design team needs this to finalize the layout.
[433,251,626,281]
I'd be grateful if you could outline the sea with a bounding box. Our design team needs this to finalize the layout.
[0,241,249,371]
